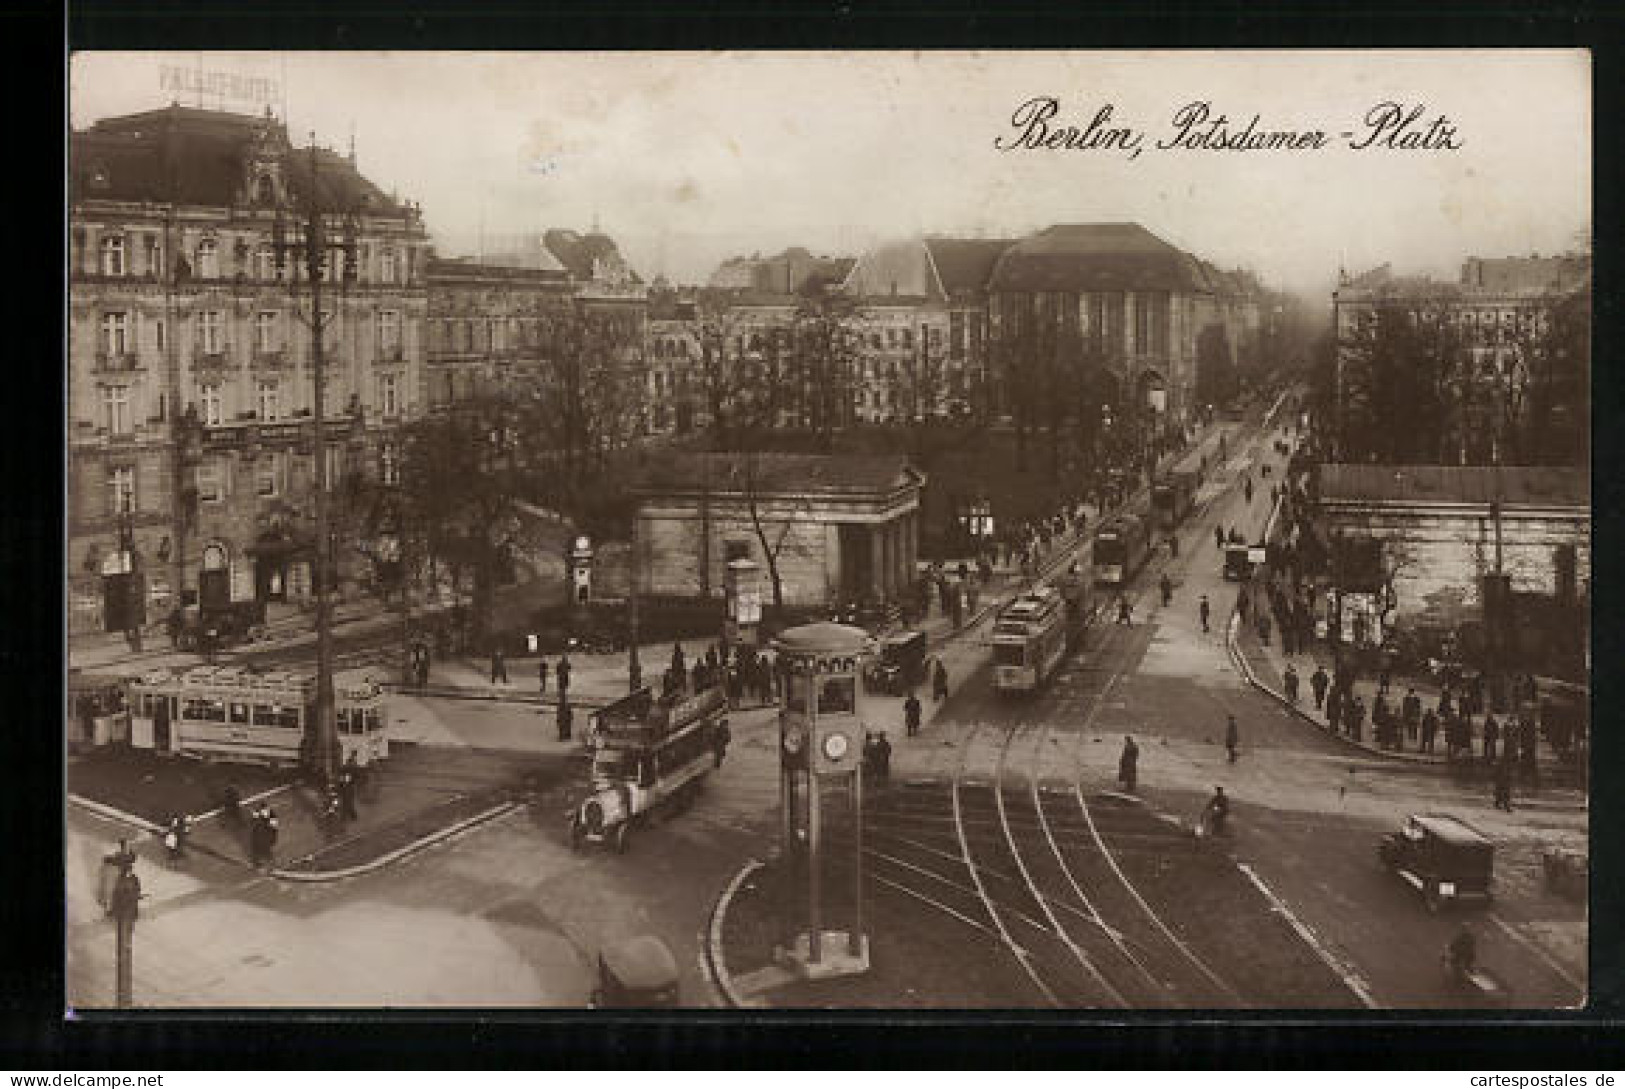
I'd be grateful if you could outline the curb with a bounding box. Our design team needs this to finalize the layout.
[1225,612,1429,766]
[270,800,519,883]
[384,682,613,709]
[703,857,765,1009]
[68,794,165,836]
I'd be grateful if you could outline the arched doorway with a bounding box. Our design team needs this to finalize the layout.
[200,542,232,612]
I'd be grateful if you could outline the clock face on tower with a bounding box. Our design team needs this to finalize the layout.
[821,732,849,762]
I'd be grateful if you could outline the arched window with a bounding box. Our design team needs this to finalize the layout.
[254,174,276,206]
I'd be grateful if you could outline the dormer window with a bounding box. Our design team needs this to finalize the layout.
[100,236,125,277]
[254,173,276,207]
[197,238,220,279]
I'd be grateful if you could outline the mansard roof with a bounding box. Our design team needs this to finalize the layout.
[71,105,413,216]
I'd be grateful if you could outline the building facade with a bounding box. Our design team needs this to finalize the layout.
[1331,256,1591,465]
[986,223,1261,436]
[839,237,1011,423]
[424,257,575,409]
[1315,464,1588,671]
[69,105,430,634]
[634,453,925,609]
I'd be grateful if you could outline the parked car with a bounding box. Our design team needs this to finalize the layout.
[864,629,927,695]
[1378,813,1495,913]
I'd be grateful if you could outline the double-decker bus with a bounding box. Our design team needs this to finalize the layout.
[992,586,1069,695]
[1091,513,1152,588]
[570,683,730,853]
[126,665,390,768]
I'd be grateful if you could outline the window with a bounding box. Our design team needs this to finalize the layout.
[100,312,129,356]
[154,319,165,354]
[108,465,135,515]
[254,174,276,206]
[196,459,225,502]
[379,373,400,418]
[256,381,280,421]
[196,238,219,279]
[197,310,224,355]
[255,311,280,353]
[100,236,125,277]
[200,383,224,426]
[255,245,277,281]
[380,249,397,284]
[255,454,280,497]
[101,386,131,435]
[380,442,400,486]
[724,540,751,562]
[324,445,344,492]
[145,235,163,278]
[377,310,401,356]
[902,328,914,348]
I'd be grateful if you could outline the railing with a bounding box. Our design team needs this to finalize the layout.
[92,351,141,373]
[252,349,289,369]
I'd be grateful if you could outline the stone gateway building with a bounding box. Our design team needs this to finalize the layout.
[633,453,926,610]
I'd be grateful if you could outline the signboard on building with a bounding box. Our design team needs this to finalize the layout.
[160,64,281,108]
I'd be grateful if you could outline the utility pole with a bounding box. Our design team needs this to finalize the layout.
[273,134,358,790]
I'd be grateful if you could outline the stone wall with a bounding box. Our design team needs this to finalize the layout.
[640,505,833,607]
[1325,504,1590,631]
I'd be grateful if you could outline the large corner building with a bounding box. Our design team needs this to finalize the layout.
[69,105,431,635]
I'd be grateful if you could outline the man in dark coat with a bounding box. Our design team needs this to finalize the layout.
[556,655,571,699]
[490,647,508,685]
[874,732,892,783]
[556,700,573,742]
[1493,755,1514,811]
[1421,708,1439,754]
[932,659,949,703]
[1402,688,1422,745]
[1118,736,1140,793]
[1225,715,1240,763]
[1311,666,1329,711]
[903,691,922,737]
[1199,595,1211,634]
[1283,663,1300,704]
[537,657,549,696]
[1347,696,1366,743]
[1482,714,1500,764]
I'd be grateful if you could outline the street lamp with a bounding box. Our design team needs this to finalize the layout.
[271,134,359,790]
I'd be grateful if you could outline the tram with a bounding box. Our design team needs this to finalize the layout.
[126,665,390,768]
[1091,513,1152,588]
[571,683,730,853]
[992,586,1069,695]
[1152,445,1210,530]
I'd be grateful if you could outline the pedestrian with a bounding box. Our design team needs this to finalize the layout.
[904,691,922,737]
[1348,696,1366,742]
[1283,663,1300,704]
[875,731,892,783]
[932,659,949,703]
[247,809,267,868]
[338,764,359,822]
[1199,594,1211,633]
[1202,786,1230,837]
[1493,756,1514,811]
[1421,708,1439,754]
[1402,688,1421,744]
[1373,693,1392,749]
[1311,666,1329,711]
[1118,736,1140,794]
[1168,534,1179,558]
[1117,595,1133,626]
[556,654,571,699]
[1482,713,1500,764]
[163,814,187,864]
[1224,714,1239,763]
[1244,478,1253,504]
[1237,591,1250,622]
[671,642,686,681]
[557,700,573,742]
[1215,525,1224,551]
[1257,612,1272,646]
[1378,664,1391,696]
[490,646,508,686]
[537,656,549,697]
[1160,574,1173,607]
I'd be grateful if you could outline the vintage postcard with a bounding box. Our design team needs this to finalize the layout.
[66,50,1589,1010]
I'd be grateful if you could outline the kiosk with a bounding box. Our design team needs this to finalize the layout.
[774,621,873,980]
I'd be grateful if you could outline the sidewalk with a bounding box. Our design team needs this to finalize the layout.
[68,597,452,678]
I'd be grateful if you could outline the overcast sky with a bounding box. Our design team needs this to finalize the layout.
[70,50,1590,297]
